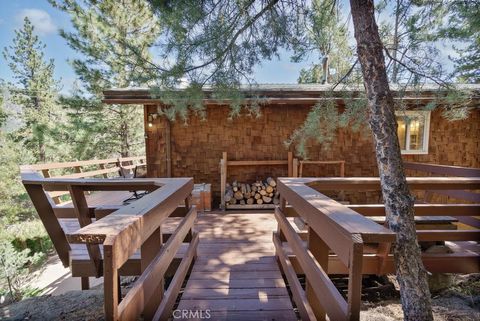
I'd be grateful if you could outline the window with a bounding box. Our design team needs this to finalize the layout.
[395,111,430,155]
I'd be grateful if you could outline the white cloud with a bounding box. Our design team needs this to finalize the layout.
[16,9,57,35]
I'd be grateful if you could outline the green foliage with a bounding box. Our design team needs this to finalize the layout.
[294,0,354,84]
[376,0,448,85]
[50,0,160,157]
[0,91,35,224]
[2,220,53,256]
[437,1,480,83]
[2,17,67,163]
[0,241,42,301]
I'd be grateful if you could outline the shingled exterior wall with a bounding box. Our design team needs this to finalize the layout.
[144,104,480,205]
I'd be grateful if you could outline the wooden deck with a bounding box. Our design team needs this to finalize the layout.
[177,212,298,321]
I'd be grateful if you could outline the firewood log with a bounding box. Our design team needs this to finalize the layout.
[246,184,251,194]
[251,185,257,192]
[234,191,244,200]
[266,177,277,187]
[256,198,264,205]
[240,199,246,205]
[266,185,274,193]
[268,193,273,197]
[254,193,261,199]
[259,189,267,196]
[241,183,246,195]
[246,198,254,205]
[233,186,239,192]
[230,198,237,204]
[262,196,272,203]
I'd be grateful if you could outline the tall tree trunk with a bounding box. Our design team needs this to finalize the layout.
[321,55,329,84]
[391,0,401,83]
[349,1,433,320]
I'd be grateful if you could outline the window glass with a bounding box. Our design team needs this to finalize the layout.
[408,117,425,150]
[395,111,430,154]
[397,117,407,150]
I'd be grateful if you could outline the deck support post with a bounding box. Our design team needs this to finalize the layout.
[81,277,90,290]
[347,234,364,321]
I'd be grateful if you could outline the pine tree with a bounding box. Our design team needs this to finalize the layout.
[0,87,35,224]
[143,1,437,319]
[50,0,161,157]
[2,18,65,163]
[294,0,354,84]
[376,0,448,85]
[438,0,479,83]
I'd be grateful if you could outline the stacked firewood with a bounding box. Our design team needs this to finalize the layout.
[225,177,279,205]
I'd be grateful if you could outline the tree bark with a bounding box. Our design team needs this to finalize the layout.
[349,1,433,320]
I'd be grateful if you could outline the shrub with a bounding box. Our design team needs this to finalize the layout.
[0,241,42,301]
[2,220,52,256]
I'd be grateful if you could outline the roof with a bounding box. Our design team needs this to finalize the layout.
[102,83,480,105]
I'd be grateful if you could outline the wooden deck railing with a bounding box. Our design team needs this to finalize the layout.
[20,156,146,204]
[22,171,197,321]
[275,175,480,321]
[404,162,480,202]
[275,178,396,321]
[62,177,196,321]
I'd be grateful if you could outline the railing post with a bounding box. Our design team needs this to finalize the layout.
[306,227,329,321]
[347,234,364,321]
[277,196,287,241]
[220,152,227,210]
[141,227,163,320]
[99,163,109,178]
[104,237,119,321]
[292,158,299,177]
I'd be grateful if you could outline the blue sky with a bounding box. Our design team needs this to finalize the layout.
[0,1,457,93]
[0,0,316,93]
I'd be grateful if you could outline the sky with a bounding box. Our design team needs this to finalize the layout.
[0,0,317,93]
[0,0,458,94]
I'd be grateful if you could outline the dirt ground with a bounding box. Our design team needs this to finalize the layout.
[360,274,480,321]
[1,274,479,321]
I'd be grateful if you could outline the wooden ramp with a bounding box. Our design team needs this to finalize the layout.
[177,212,297,321]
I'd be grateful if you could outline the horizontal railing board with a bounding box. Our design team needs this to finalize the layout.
[55,167,121,179]
[284,177,480,191]
[20,158,120,171]
[348,204,480,216]
[66,178,193,246]
[416,230,480,242]
[404,162,480,177]
[278,178,396,244]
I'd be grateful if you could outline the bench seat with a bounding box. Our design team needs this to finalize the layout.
[59,217,189,277]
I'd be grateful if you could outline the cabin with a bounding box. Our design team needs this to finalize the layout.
[103,84,480,207]
[18,83,480,321]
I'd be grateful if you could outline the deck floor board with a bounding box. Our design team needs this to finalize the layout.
[177,212,297,321]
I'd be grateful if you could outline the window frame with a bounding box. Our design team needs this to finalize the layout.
[395,110,431,155]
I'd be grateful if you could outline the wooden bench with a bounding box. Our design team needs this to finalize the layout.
[275,175,480,321]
